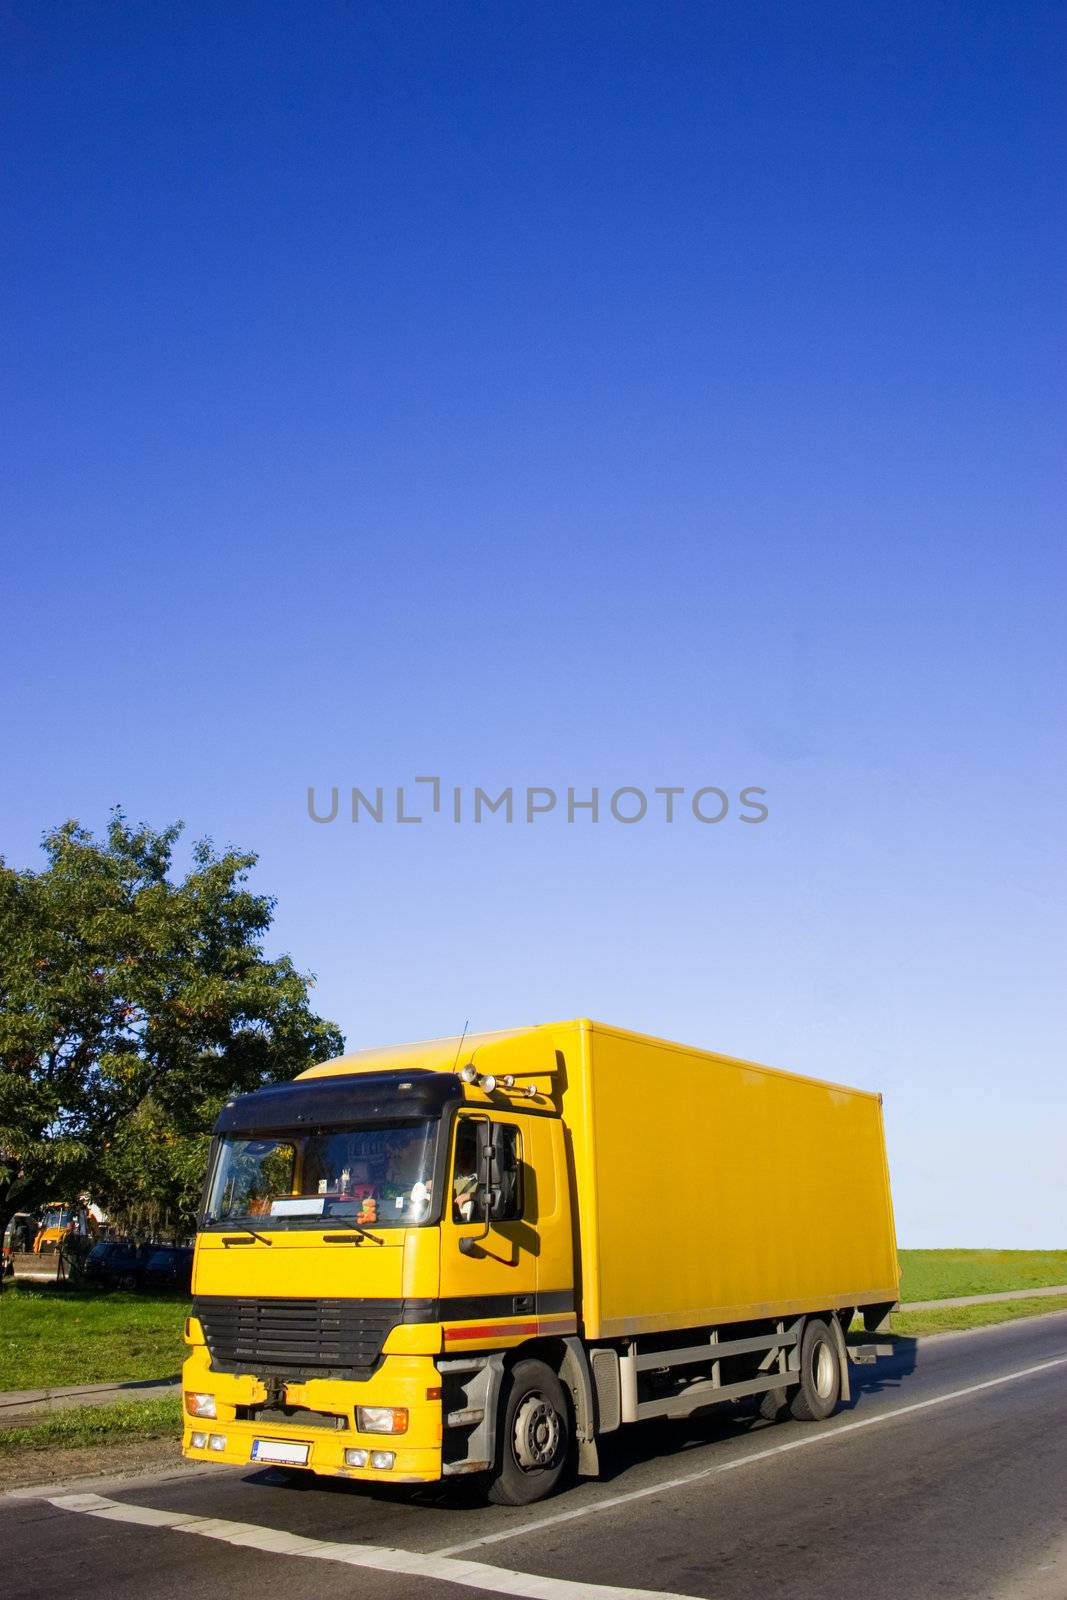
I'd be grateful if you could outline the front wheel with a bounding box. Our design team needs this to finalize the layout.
[486,1359,571,1505]
[789,1318,842,1421]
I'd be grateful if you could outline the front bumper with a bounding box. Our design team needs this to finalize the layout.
[181,1345,443,1483]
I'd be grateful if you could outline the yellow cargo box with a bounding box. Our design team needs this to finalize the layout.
[557,1019,899,1338]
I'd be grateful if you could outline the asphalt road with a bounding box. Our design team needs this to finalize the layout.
[4,1312,1066,1600]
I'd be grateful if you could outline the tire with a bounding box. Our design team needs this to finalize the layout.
[757,1384,789,1422]
[485,1358,571,1506]
[789,1318,841,1422]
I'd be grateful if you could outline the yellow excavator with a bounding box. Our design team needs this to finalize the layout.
[33,1202,76,1255]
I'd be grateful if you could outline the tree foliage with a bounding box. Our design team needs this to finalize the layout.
[0,812,344,1239]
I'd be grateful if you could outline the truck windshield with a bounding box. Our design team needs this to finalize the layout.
[203,1120,437,1229]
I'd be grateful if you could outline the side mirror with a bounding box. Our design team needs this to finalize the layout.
[481,1122,521,1221]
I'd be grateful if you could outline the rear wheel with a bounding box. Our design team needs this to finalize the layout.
[790,1318,841,1421]
[486,1359,571,1505]
[757,1384,789,1422]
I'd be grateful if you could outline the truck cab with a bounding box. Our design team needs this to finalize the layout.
[184,1035,577,1500]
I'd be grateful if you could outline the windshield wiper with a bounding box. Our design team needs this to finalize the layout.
[220,1225,273,1246]
[322,1214,383,1244]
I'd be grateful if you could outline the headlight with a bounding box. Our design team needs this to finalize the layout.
[184,1391,217,1419]
[356,1406,408,1434]
[190,1431,208,1449]
[344,1448,369,1467]
[369,1450,395,1470]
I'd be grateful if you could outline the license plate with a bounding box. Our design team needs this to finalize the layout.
[250,1439,310,1465]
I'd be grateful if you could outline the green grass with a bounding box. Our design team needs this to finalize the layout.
[0,1283,188,1390]
[890,1294,1067,1337]
[897,1249,1067,1302]
[0,1396,180,1454]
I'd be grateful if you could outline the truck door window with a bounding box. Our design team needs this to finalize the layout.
[451,1120,523,1223]
[452,1119,480,1221]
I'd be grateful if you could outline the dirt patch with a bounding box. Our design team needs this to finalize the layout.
[0,1435,185,1492]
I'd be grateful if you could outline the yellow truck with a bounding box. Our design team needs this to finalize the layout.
[183,1019,899,1503]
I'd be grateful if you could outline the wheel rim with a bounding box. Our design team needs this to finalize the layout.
[813,1339,835,1399]
[512,1391,562,1471]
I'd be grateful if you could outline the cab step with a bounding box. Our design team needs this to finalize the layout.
[446,1407,485,1428]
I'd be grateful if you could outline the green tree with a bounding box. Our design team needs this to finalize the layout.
[0,812,344,1243]
[95,1100,224,1240]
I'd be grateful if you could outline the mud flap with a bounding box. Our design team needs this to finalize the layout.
[559,1336,600,1478]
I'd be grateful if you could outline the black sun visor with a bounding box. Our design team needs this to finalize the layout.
[213,1071,463,1136]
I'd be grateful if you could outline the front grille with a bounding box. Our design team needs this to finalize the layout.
[235,1403,348,1431]
[194,1295,413,1378]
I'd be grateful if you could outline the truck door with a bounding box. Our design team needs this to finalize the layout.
[440,1109,541,1351]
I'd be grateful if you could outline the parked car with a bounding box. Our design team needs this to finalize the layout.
[142,1245,193,1292]
[84,1239,150,1289]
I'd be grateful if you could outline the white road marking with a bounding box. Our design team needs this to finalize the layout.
[434,1353,1067,1555]
[45,1352,1067,1598]
[47,1491,701,1600]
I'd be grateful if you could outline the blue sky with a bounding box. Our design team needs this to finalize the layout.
[2,2,1064,1247]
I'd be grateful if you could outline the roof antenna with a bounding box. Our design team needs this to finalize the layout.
[451,1019,471,1075]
